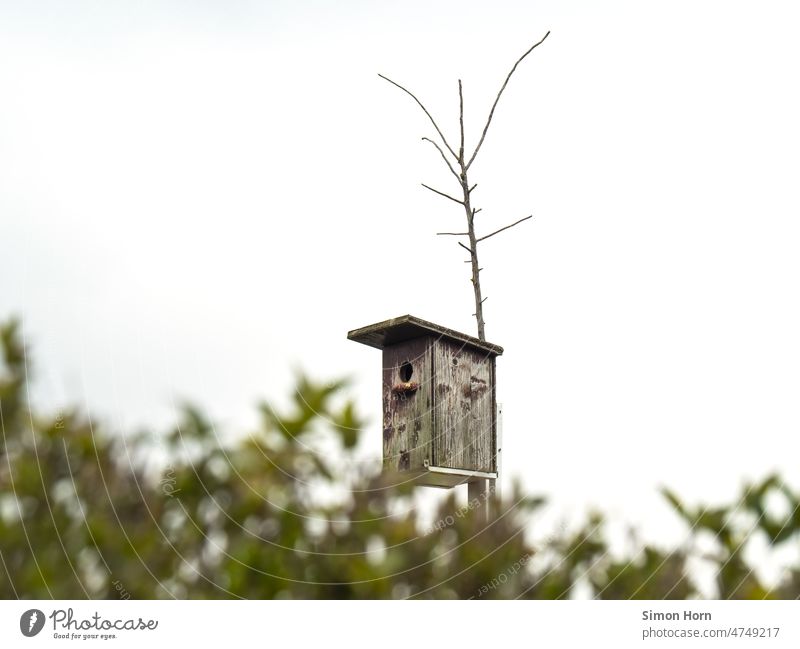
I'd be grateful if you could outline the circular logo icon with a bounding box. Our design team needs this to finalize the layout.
[20,609,45,637]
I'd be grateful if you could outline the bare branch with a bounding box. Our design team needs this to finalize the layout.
[378,73,459,160]
[381,37,548,343]
[421,137,460,180]
[421,183,464,205]
[458,79,465,165]
[481,296,488,304]
[466,31,550,170]
[476,214,533,242]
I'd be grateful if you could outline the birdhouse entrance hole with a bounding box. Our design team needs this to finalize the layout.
[399,361,413,382]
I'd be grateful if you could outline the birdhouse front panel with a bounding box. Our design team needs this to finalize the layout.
[382,336,433,473]
[432,338,495,473]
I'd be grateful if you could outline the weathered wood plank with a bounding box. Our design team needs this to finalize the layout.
[382,337,433,473]
[432,340,494,472]
[470,351,494,472]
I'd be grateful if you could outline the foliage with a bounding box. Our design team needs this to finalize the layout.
[0,318,798,599]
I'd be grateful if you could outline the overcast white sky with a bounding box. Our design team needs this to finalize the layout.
[1,0,799,558]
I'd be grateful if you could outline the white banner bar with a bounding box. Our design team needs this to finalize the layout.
[1,600,798,648]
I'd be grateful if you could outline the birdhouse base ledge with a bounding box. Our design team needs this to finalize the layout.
[390,465,498,489]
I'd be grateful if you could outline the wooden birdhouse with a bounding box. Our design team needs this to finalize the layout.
[348,315,503,488]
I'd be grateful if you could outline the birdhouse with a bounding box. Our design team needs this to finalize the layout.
[348,315,503,488]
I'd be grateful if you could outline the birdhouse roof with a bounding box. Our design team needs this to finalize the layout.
[347,315,503,356]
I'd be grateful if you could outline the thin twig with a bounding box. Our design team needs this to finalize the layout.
[422,137,460,180]
[469,183,477,193]
[466,31,550,170]
[458,242,473,254]
[378,74,459,160]
[458,79,465,165]
[436,231,469,236]
[421,183,464,205]
[476,214,533,242]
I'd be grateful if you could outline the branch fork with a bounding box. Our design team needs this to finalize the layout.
[379,31,549,341]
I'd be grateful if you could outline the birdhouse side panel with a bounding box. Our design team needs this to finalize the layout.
[433,340,495,472]
[381,337,433,473]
